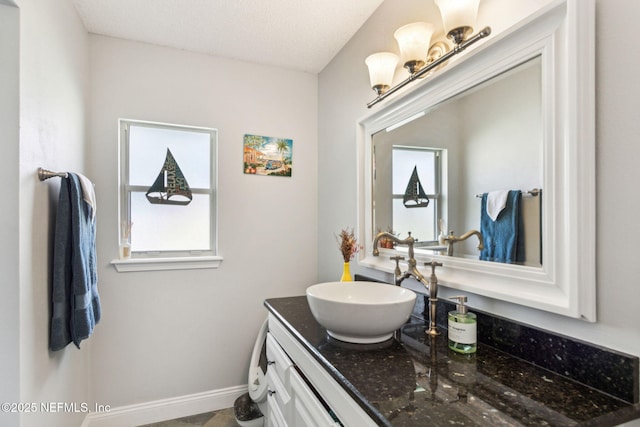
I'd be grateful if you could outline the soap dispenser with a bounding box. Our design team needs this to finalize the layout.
[448,296,477,354]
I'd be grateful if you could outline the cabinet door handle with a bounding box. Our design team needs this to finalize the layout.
[267,360,276,366]
[268,389,276,397]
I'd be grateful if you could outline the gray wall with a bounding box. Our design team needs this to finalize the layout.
[13,0,91,426]
[87,36,318,407]
[6,0,318,423]
[318,0,640,359]
[0,4,20,427]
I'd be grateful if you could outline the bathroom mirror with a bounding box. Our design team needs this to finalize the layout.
[372,56,542,267]
[357,0,596,320]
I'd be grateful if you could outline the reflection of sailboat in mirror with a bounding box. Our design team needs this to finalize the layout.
[146,148,192,206]
[403,166,429,208]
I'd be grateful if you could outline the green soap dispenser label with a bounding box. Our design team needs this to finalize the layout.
[448,296,477,353]
[448,318,477,345]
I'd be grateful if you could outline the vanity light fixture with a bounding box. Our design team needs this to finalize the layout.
[394,22,435,74]
[365,52,399,96]
[365,0,490,108]
[435,0,481,45]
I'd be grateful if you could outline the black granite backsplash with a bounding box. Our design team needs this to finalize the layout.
[355,274,639,404]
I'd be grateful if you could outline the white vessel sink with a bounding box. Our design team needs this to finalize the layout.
[306,281,417,344]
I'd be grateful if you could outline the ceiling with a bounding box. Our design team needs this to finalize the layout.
[71,0,385,74]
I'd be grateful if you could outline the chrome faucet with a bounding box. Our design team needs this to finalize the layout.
[423,260,442,336]
[373,231,424,284]
[373,231,442,336]
[443,230,484,256]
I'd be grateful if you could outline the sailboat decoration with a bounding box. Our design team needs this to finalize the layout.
[403,165,430,208]
[146,148,193,206]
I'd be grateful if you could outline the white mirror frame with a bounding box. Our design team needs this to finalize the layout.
[357,0,596,321]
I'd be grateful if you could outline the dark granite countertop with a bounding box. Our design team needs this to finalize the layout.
[264,295,640,427]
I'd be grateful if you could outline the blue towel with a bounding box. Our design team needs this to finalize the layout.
[480,190,525,264]
[50,173,101,351]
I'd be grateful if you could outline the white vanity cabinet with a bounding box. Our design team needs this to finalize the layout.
[267,314,378,427]
[266,331,341,427]
[265,333,291,427]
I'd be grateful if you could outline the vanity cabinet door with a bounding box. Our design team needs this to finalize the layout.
[267,368,291,408]
[267,391,288,427]
[267,333,293,381]
[266,333,292,424]
[289,367,341,427]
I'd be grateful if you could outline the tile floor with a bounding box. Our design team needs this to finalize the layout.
[139,407,240,427]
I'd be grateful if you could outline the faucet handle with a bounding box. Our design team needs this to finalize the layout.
[390,256,405,276]
[424,260,443,274]
[424,260,443,267]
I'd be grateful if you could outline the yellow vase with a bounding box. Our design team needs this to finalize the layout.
[340,262,353,282]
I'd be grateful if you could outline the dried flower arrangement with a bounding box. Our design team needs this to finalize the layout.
[336,228,361,262]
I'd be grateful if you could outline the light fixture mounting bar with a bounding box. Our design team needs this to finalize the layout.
[367,27,491,108]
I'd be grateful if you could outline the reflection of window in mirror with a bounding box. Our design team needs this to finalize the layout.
[391,146,442,243]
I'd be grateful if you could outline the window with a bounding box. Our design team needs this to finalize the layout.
[113,119,221,272]
[391,146,442,243]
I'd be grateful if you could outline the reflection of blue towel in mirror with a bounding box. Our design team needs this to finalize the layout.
[480,190,524,263]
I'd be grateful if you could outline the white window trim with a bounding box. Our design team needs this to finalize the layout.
[110,256,223,272]
[391,145,443,244]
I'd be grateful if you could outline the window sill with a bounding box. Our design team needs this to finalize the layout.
[111,256,223,272]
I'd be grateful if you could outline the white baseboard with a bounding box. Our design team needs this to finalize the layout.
[81,385,247,427]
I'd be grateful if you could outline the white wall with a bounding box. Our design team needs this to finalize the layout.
[0,4,20,427]
[87,36,318,408]
[13,0,92,426]
[318,0,640,361]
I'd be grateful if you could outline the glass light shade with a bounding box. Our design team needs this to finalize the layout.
[434,0,480,36]
[365,52,399,94]
[394,22,435,71]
